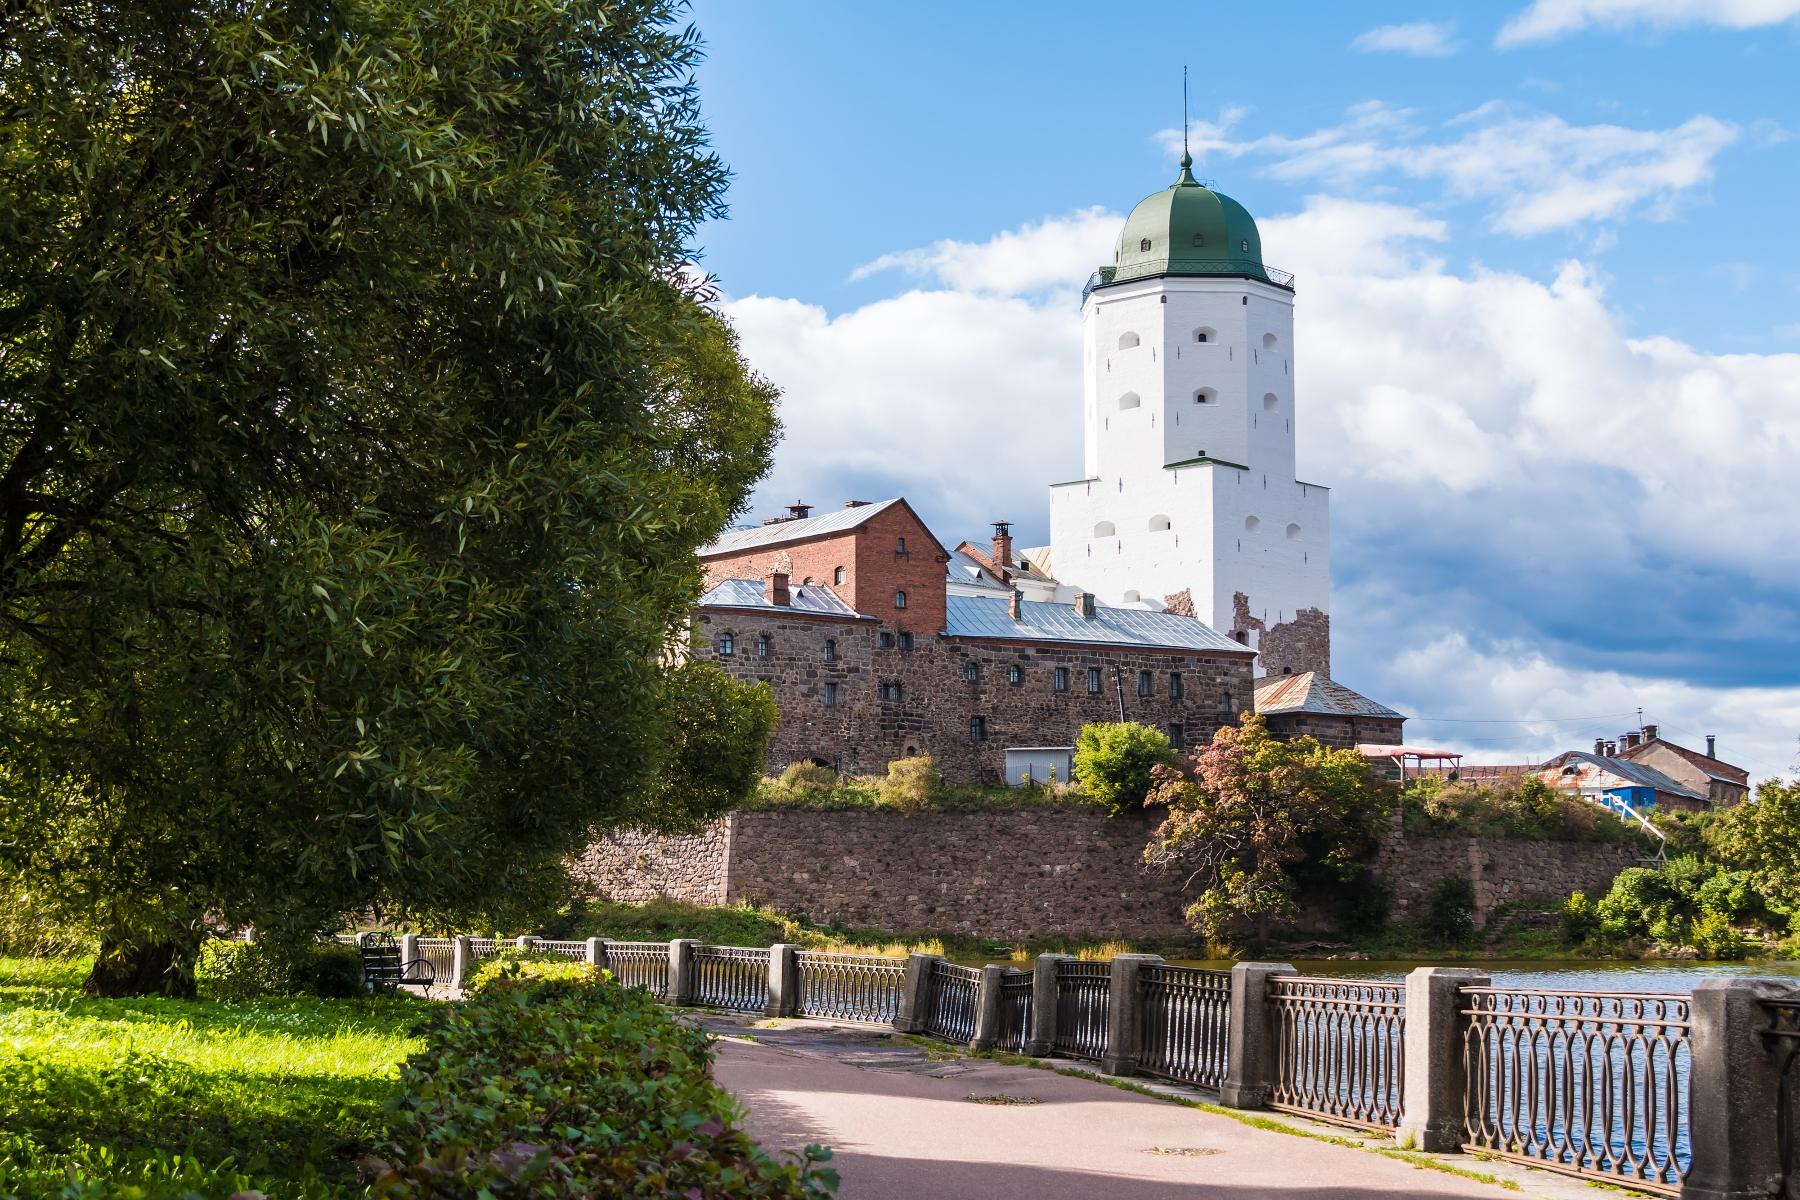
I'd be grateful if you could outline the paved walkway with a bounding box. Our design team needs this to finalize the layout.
[709,1018,1599,1200]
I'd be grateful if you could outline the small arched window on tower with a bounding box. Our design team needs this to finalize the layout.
[823,638,837,662]
[1286,523,1302,540]
[1191,233,1205,247]
[1118,391,1141,411]
[1117,331,1140,350]
[1194,388,1216,405]
[1139,237,1152,252]
[1262,333,1279,350]
[1244,515,1261,533]
[1240,239,1250,253]
[1263,392,1279,411]
[1093,520,1116,538]
[1148,514,1171,532]
[1194,327,1215,343]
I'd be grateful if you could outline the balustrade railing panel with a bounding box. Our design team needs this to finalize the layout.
[691,945,771,1012]
[415,938,455,982]
[1462,988,1689,1196]
[1269,977,1405,1129]
[537,939,589,961]
[1139,965,1232,1090]
[924,962,981,1044]
[466,937,501,962]
[997,969,1034,1054]
[796,952,906,1024]
[1054,961,1111,1061]
[601,940,670,997]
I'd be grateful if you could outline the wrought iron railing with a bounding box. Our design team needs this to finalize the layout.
[600,940,669,996]
[796,952,906,1024]
[997,969,1034,1054]
[691,945,770,1012]
[1762,997,1800,1191]
[924,961,982,1044]
[1463,988,1689,1195]
[415,937,455,982]
[1054,960,1111,1061]
[1139,965,1232,1090]
[536,939,589,961]
[1269,977,1405,1129]
[1081,262,1296,307]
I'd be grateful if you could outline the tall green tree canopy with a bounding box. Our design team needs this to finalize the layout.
[0,0,777,993]
[1144,714,1387,946]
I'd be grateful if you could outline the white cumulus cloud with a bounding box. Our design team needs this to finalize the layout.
[1499,0,1800,45]
[1352,21,1464,56]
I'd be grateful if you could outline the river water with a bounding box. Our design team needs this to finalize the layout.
[1157,958,1800,992]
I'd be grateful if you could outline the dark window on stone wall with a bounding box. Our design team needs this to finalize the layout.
[1169,672,1183,699]
[1169,722,1184,747]
[1088,667,1103,695]
[824,682,838,708]
[969,715,987,741]
[717,632,735,656]
[899,632,913,651]
[1054,667,1069,693]
[1218,688,1234,712]
[881,681,903,701]
[1008,664,1023,686]
[756,634,771,659]
[879,632,895,649]
[824,638,837,662]
[965,662,981,683]
[1137,670,1152,697]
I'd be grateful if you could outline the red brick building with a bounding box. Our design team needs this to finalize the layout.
[696,498,1259,783]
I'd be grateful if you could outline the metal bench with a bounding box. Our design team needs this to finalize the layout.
[357,932,435,992]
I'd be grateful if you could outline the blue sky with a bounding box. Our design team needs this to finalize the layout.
[685,0,1800,779]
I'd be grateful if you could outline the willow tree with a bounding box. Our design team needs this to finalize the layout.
[0,0,777,994]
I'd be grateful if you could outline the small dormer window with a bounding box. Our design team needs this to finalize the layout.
[1139,237,1152,252]
[1192,233,1205,247]
[1240,239,1249,253]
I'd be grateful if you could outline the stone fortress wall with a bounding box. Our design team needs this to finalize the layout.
[572,807,1645,941]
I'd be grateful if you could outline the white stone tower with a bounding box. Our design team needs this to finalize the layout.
[1048,154,1330,676]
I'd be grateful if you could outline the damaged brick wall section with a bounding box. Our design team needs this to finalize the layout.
[1232,591,1330,678]
[572,809,1643,941]
[1162,588,1196,617]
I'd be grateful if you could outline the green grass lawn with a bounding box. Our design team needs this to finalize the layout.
[0,957,426,1198]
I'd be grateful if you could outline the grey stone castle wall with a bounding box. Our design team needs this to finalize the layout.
[573,808,1643,940]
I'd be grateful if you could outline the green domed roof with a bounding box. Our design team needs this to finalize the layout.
[1099,155,1286,291]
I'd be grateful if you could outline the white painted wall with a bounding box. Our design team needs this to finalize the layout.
[1050,272,1329,654]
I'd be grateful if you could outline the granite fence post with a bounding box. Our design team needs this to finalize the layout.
[1397,967,1488,1152]
[515,935,536,951]
[1025,954,1073,1057]
[584,937,604,969]
[970,965,1008,1053]
[1103,954,1165,1076]
[669,939,700,1005]
[451,935,471,991]
[399,934,418,979]
[1683,977,1800,1200]
[1220,961,1297,1109]
[895,953,938,1033]
[766,944,800,1018]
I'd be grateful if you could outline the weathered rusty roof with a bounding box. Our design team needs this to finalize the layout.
[698,579,870,619]
[1539,752,1706,802]
[1254,671,1405,720]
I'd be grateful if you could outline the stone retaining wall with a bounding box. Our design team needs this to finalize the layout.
[571,808,1644,939]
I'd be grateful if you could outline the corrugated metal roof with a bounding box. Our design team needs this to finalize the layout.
[698,578,868,619]
[1541,752,1706,802]
[699,499,901,557]
[944,593,1248,654]
[1254,671,1405,720]
[947,549,1010,592]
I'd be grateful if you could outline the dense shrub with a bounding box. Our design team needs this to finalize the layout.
[195,939,362,1001]
[1560,891,1602,944]
[1424,874,1477,945]
[1577,856,1771,958]
[879,754,942,813]
[778,761,838,796]
[371,972,836,1199]
[467,949,599,993]
[1074,722,1180,817]
[1400,775,1643,843]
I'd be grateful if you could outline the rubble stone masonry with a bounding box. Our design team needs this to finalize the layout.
[573,808,1643,940]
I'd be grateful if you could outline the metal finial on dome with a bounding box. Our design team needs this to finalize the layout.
[1177,66,1198,186]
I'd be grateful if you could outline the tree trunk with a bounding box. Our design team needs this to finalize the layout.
[82,931,200,998]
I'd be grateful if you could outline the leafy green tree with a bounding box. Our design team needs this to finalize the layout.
[1707,779,1800,913]
[1074,722,1180,817]
[0,0,776,994]
[1144,714,1387,946]
[632,662,778,831]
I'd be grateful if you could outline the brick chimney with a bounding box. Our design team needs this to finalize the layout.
[764,571,790,606]
[1603,740,1617,757]
[991,520,1013,569]
[1594,738,1606,756]
[1074,592,1096,619]
[786,500,812,520]
[1008,588,1023,621]
[1623,731,1642,750]
[1706,734,1717,758]
[1642,723,1659,743]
